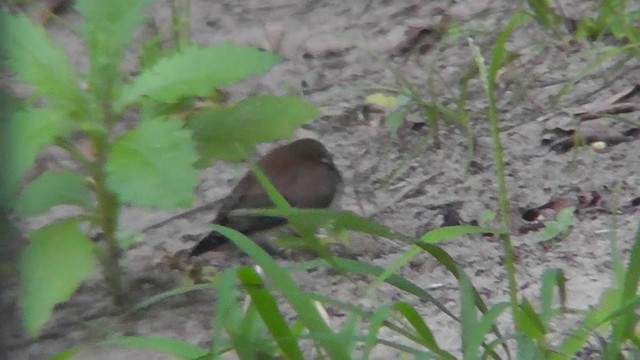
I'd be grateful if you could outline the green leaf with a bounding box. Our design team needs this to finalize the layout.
[1,13,88,119]
[237,266,303,360]
[238,208,398,239]
[298,257,459,323]
[527,0,557,28]
[106,117,199,209]
[420,225,500,244]
[366,226,498,295]
[488,11,530,84]
[416,243,509,359]
[106,336,208,359]
[516,338,543,360]
[556,206,576,226]
[394,302,456,360]
[460,274,479,360]
[4,108,73,201]
[213,226,350,359]
[50,346,82,360]
[611,225,640,352]
[131,283,217,314]
[189,95,320,164]
[15,170,91,217]
[540,268,566,326]
[362,304,393,359]
[553,287,623,360]
[365,93,398,108]
[537,222,560,242]
[76,0,152,102]
[235,302,277,359]
[116,230,144,250]
[476,302,510,357]
[116,44,280,110]
[385,111,405,133]
[212,269,243,356]
[515,298,546,342]
[139,28,166,70]
[479,210,496,225]
[20,219,95,337]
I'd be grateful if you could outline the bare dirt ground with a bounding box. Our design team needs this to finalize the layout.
[3,0,640,359]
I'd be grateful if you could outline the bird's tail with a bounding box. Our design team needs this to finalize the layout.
[190,231,229,257]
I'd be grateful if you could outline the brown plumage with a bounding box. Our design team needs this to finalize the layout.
[190,138,342,256]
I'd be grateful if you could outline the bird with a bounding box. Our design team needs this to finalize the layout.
[190,138,342,257]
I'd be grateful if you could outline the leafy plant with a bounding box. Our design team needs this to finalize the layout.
[3,0,319,337]
[525,0,564,35]
[575,0,640,44]
[10,0,640,358]
[537,206,576,242]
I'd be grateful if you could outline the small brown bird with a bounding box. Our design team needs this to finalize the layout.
[190,138,342,256]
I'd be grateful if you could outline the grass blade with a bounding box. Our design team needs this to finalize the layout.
[362,304,394,359]
[539,268,566,326]
[237,266,303,360]
[395,302,457,360]
[106,335,207,359]
[367,226,498,298]
[610,224,640,355]
[212,268,242,356]
[130,283,217,313]
[214,225,349,359]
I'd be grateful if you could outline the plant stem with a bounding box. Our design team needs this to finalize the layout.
[55,135,124,304]
[469,38,519,325]
[91,132,125,306]
[171,0,191,50]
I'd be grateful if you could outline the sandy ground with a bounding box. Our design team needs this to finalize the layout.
[2,0,640,359]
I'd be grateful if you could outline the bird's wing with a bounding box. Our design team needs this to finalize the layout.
[275,160,340,208]
[212,159,340,234]
[213,174,286,234]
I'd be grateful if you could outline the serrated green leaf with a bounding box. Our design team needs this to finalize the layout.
[189,95,319,164]
[106,117,198,209]
[15,169,91,217]
[20,219,95,337]
[1,13,88,119]
[4,108,74,202]
[106,336,208,359]
[76,0,152,102]
[116,44,280,110]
